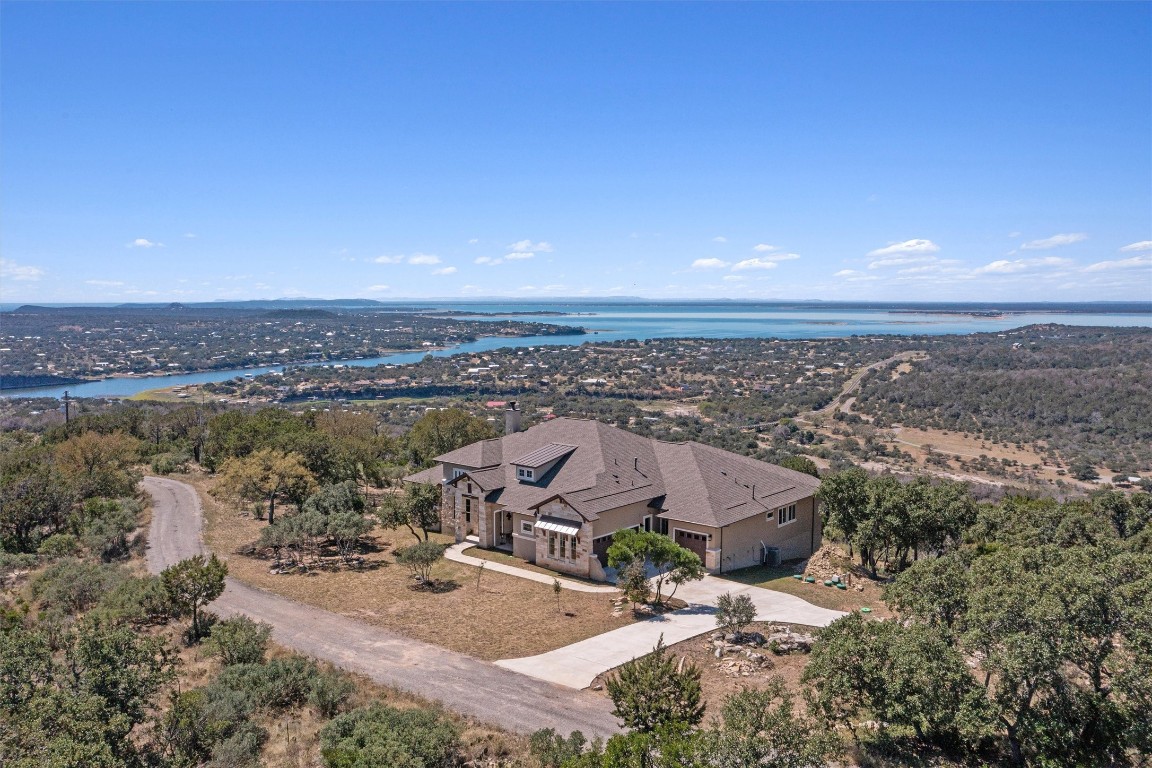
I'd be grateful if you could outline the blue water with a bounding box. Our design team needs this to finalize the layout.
[4,302,1149,400]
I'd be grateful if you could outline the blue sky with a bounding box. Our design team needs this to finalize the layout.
[2,2,1150,303]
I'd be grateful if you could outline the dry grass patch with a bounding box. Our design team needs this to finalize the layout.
[180,472,632,660]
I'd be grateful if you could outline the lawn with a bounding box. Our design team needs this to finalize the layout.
[180,473,631,660]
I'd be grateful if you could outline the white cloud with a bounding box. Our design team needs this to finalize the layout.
[432,266,458,275]
[1119,240,1152,253]
[374,252,441,265]
[868,255,938,269]
[1007,231,1022,238]
[1083,255,1152,273]
[468,238,479,245]
[183,233,197,239]
[475,256,501,266]
[867,239,940,258]
[833,269,860,277]
[723,275,745,282]
[974,256,1073,275]
[84,279,124,287]
[1020,233,1087,250]
[690,258,729,270]
[508,239,553,253]
[504,252,535,261]
[129,238,163,248]
[0,258,44,281]
[712,236,727,243]
[752,243,777,252]
[365,284,390,292]
[732,257,779,271]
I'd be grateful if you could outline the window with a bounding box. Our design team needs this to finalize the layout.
[452,468,466,479]
[521,521,534,536]
[548,533,556,556]
[559,536,567,559]
[465,498,473,514]
[777,504,797,526]
[516,467,535,481]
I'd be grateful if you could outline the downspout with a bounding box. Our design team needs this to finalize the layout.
[719,525,724,574]
[810,498,817,555]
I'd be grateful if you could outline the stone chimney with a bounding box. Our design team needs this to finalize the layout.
[505,402,522,434]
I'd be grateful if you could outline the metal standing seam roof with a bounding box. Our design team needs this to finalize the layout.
[510,443,577,468]
[535,516,582,535]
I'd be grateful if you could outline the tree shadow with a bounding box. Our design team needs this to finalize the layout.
[408,578,460,593]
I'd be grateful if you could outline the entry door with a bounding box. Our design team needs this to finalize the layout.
[675,529,708,559]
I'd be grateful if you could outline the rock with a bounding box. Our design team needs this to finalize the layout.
[591,683,603,691]
[746,631,766,646]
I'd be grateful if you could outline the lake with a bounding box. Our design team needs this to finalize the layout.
[4,302,1149,399]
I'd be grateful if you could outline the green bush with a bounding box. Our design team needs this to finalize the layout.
[81,499,140,562]
[205,616,272,666]
[31,559,127,614]
[216,655,318,712]
[36,533,80,560]
[309,667,356,718]
[320,703,461,768]
[92,575,176,626]
[151,451,191,475]
[205,721,268,768]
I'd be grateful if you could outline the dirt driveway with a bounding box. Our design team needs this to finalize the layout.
[142,476,621,739]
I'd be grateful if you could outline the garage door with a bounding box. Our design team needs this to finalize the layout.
[675,529,708,559]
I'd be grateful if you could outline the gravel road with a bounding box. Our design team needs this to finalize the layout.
[142,476,621,738]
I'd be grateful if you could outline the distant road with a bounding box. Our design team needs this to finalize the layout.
[142,476,621,739]
[806,351,927,419]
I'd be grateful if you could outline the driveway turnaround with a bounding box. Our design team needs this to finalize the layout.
[142,477,621,739]
[496,575,845,689]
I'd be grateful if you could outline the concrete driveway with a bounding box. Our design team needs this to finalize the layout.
[495,575,845,689]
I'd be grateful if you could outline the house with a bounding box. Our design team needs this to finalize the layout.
[404,404,822,581]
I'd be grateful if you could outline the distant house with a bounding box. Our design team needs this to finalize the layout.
[405,404,822,580]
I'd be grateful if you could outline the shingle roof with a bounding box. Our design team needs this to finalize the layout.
[429,417,818,529]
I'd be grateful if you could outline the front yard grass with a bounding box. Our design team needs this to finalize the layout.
[180,472,631,661]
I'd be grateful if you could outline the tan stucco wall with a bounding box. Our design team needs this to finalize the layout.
[590,500,653,539]
[716,495,820,572]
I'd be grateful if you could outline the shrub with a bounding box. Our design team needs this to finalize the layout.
[31,559,127,614]
[319,703,461,768]
[81,499,140,562]
[715,592,756,636]
[309,667,356,718]
[530,728,589,768]
[151,451,191,476]
[93,575,176,626]
[216,656,318,712]
[205,617,273,666]
[36,533,80,560]
[394,541,446,582]
[205,722,268,768]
